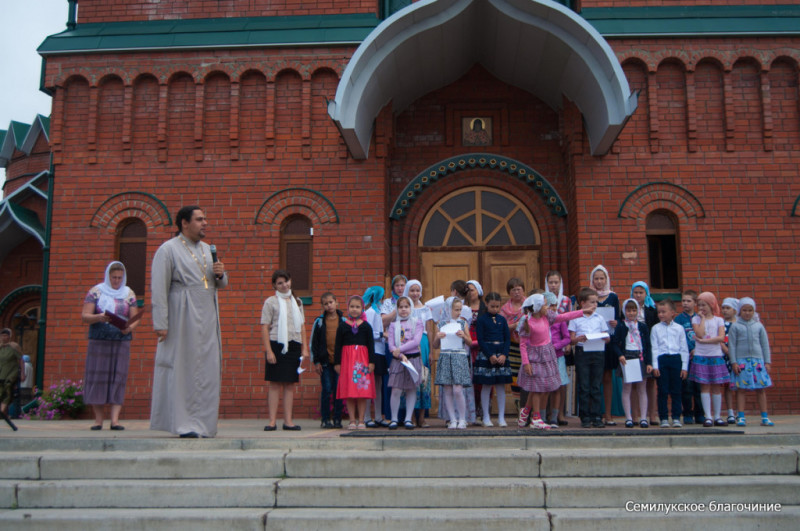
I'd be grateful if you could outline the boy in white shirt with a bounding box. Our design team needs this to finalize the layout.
[650,299,690,428]
[569,288,610,428]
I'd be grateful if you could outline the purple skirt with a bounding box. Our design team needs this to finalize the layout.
[688,355,730,385]
[387,355,422,391]
[517,343,561,393]
[83,339,131,405]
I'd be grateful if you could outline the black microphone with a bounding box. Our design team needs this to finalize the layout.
[210,244,223,279]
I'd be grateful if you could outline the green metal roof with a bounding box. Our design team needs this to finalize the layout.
[38,13,380,54]
[9,122,31,150]
[583,5,800,37]
[0,131,5,147]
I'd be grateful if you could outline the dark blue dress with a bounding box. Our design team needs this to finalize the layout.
[473,312,512,385]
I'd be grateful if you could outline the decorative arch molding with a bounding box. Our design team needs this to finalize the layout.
[616,49,800,74]
[390,153,567,220]
[90,191,172,232]
[0,285,42,318]
[254,188,339,226]
[791,194,800,217]
[618,182,705,221]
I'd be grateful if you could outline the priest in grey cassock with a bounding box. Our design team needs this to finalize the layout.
[150,206,228,438]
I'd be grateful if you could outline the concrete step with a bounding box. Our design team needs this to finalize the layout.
[6,507,794,531]
[5,475,798,510]
[4,446,797,482]
[8,478,277,509]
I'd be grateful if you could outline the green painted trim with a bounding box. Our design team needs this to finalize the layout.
[389,153,568,220]
[299,296,313,306]
[583,5,800,37]
[254,187,340,224]
[617,181,704,219]
[0,285,42,317]
[652,292,681,302]
[38,13,380,55]
[35,154,54,391]
[92,191,172,226]
[792,194,800,217]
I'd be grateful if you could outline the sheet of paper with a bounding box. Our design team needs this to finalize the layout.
[297,357,306,375]
[583,338,606,352]
[584,332,610,341]
[622,360,643,383]
[596,306,615,324]
[425,295,446,322]
[401,359,421,385]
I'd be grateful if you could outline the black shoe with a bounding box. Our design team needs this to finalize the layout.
[283,424,302,431]
[592,421,605,428]
[109,425,125,431]
[581,420,591,428]
[263,425,277,431]
[320,420,334,429]
[90,425,102,431]
[179,432,199,438]
[332,419,342,429]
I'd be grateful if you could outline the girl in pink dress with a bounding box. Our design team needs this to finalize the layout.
[517,294,584,429]
[334,295,376,430]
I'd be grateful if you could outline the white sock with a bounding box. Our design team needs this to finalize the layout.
[453,385,466,422]
[390,388,403,422]
[495,385,506,422]
[712,393,722,420]
[404,390,416,423]
[443,386,456,421]
[727,408,734,418]
[701,392,712,420]
[481,386,492,422]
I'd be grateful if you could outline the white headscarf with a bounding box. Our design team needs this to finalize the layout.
[393,296,417,348]
[96,261,129,314]
[523,294,545,314]
[467,280,483,297]
[722,297,740,313]
[589,265,611,298]
[276,289,303,354]
[544,274,564,307]
[737,297,760,322]
[402,279,422,301]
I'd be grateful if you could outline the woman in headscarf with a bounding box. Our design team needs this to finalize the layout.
[362,286,390,426]
[590,265,622,425]
[380,275,408,328]
[81,261,140,430]
[465,280,487,424]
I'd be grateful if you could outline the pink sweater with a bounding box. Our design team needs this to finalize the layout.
[521,310,583,364]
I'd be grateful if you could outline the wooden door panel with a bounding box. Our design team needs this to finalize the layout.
[481,250,540,295]
[420,251,479,299]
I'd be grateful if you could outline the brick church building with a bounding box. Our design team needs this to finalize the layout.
[2,0,799,418]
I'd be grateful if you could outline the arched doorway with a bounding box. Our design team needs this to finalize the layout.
[419,186,541,298]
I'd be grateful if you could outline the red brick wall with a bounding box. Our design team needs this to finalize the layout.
[39,33,800,417]
[76,0,378,23]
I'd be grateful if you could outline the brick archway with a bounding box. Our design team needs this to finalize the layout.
[90,191,172,232]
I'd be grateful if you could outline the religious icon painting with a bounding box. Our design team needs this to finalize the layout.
[462,117,492,146]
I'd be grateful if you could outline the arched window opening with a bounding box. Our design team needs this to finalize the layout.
[646,211,680,290]
[115,218,147,299]
[280,216,312,297]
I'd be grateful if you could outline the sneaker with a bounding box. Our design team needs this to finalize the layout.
[447,420,458,429]
[497,418,508,427]
[761,417,774,427]
[332,419,342,429]
[673,419,682,428]
[660,420,670,428]
[683,416,694,425]
[530,418,551,429]
[737,417,746,427]
[581,420,592,428]
[592,420,605,428]
[457,420,467,430]
[517,407,531,428]
[320,420,333,429]
[483,417,494,427]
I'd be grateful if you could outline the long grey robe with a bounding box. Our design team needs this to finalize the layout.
[149,235,228,437]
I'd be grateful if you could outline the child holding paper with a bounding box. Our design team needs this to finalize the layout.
[433,298,472,429]
[403,280,434,427]
[474,292,512,427]
[387,296,424,429]
[517,294,584,429]
[569,288,610,428]
[334,295,376,430]
[613,299,652,428]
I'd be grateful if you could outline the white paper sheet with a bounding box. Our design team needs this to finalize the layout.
[297,357,307,375]
[622,359,643,383]
[596,306,615,324]
[583,332,609,352]
[425,295,446,322]
[440,322,463,351]
[401,359,421,385]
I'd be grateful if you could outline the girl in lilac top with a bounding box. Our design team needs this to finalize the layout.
[386,296,424,429]
[689,291,729,427]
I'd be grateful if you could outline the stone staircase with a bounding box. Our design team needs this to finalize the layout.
[1,432,799,530]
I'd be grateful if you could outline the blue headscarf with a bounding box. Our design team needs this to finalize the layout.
[631,281,655,309]
[362,285,385,312]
